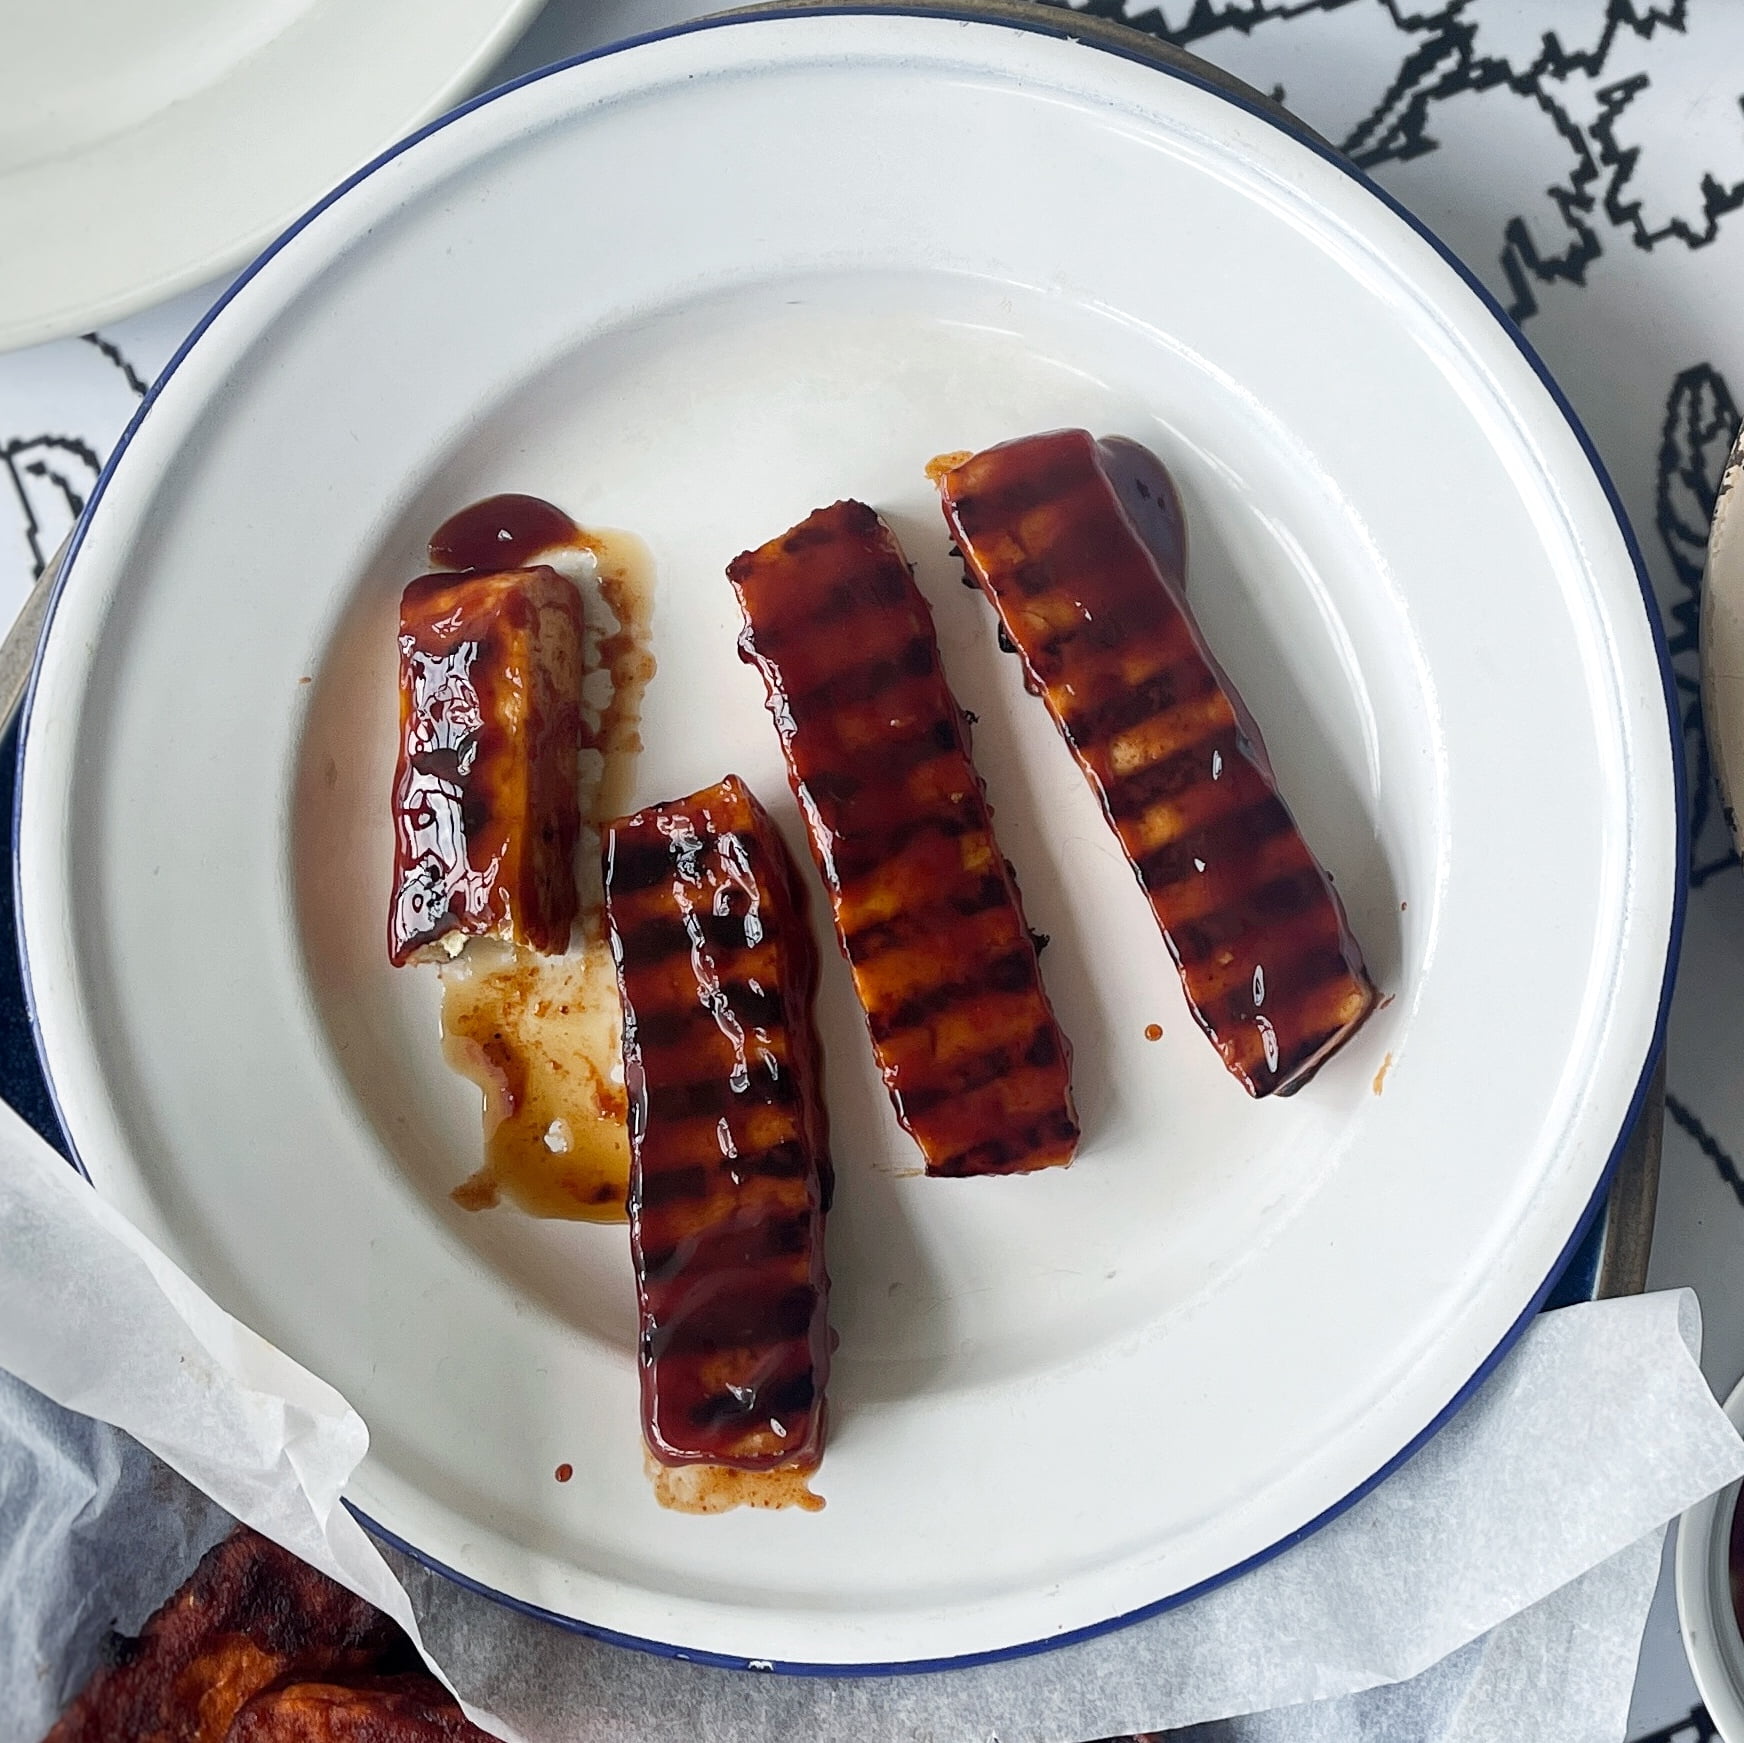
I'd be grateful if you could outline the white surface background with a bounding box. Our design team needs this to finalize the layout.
[5,0,1744,1736]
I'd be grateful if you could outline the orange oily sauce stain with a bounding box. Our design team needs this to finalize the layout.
[645,1451,825,1515]
[444,939,630,1219]
[1143,1022,1164,1042]
[925,448,975,483]
[442,522,656,1223]
[1372,1051,1394,1096]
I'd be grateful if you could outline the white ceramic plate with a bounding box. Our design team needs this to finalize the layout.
[0,0,543,351]
[17,10,1679,1669]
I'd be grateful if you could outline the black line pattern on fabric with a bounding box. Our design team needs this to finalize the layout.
[2,435,102,581]
[1635,1702,1720,1743]
[1593,77,1744,252]
[1047,0,1741,321]
[79,331,150,400]
[1656,363,1741,886]
[1496,90,1606,322]
[1667,1092,1744,1212]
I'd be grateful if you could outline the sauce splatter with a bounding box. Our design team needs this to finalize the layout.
[1143,1023,1164,1042]
[422,505,657,1224]
[646,1452,825,1515]
[1372,1051,1394,1096]
[554,1463,573,1484]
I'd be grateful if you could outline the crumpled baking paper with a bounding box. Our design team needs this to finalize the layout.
[1,1091,1739,1743]
[0,1099,512,1740]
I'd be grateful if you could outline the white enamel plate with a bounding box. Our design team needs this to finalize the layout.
[0,0,542,349]
[18,10,1679,1669]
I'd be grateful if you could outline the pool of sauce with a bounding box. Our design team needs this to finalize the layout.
[443,938,630,1220]
[645,1452,825,1515]
[429,493,583,571]
[422,495,656,1223]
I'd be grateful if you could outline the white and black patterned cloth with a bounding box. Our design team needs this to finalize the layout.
[5,2,1744,1736]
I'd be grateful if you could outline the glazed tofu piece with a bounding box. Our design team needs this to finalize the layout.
[604,776,832,1470]
[727,501,1079,1177]
[388,566,585,966]
[228,1674,495,1741]
[937,430,1376,1095]
[44,1529,403,1743]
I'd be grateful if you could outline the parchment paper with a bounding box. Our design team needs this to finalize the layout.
[1,1094,1738,1742]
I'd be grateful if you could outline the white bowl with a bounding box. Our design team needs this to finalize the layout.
[1678,1375,1744,1738]
[0,0,545,350]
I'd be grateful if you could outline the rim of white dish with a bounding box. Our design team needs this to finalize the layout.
[1701,422,1744,858]
[0,0,544,351]
[1677,1374,1744,1741]
[13,2,1686,1674]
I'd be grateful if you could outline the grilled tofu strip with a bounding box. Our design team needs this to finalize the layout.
[45,1529,404,1743]
[728,501,1078,1177]
[604,777,831,1470]
[389,566,585,965]
[229,1675,495,1741]
[937,430,1376,1096]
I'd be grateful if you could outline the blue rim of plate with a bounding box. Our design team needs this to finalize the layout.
[13,1,1688,1678]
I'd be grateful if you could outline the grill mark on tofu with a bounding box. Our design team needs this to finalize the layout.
[1104,723,1246,818]
[1134,795,1298,895]
[612,910,770,969]
[641,1067,803,1128]
[931,1106,1084,1178]
[649,1284,819,1360]
[840,883,1014,964]
[788,631,939,709]
[627,982,787,1052]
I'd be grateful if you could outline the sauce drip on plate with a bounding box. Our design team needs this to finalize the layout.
[429,493,587,571]
[645,1453,825,1514]
[443,939,631,1220]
